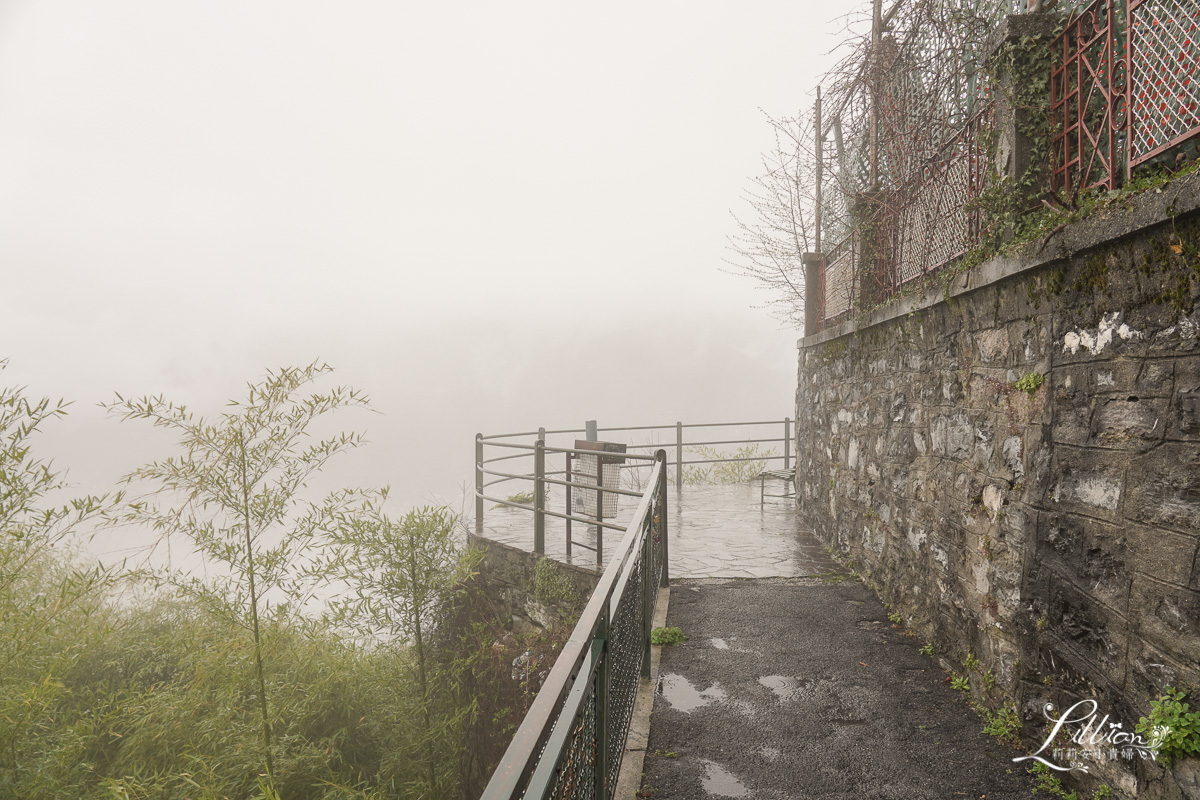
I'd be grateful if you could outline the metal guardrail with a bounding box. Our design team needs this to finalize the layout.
[479,453,668,800]
[474,419,791,565]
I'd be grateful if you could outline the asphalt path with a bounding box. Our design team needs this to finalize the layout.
[639,576,1035,800]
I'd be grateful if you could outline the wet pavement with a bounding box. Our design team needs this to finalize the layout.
[478,482,821,578]
[640,577,1034,799]
[477,482,1037,799]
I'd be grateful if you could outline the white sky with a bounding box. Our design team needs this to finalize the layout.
[0,1,858,549]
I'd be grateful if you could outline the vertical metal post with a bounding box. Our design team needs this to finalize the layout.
[641,512,652,680]
[475,434,484,534]
[1118,0,1128,182]
[815,86,823,254]
[675,421,683,495]
[534,440,545,555]
[784,417,792,471]
[595,463,604,567]
[965,58,977,119]
[658,450,669,588]
[594,609,610,799]
[869,0,883,190]
[565,451,573,558]
[585,421,601,565]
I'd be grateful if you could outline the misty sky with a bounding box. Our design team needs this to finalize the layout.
[0,2,859,556]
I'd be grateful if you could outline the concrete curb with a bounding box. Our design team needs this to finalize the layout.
[614,585,671,800]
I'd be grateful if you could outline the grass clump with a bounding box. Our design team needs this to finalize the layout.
[498,489,536,508]
[651,627,686,646]
[982,704,1022,745]
[1012,372,1045,394]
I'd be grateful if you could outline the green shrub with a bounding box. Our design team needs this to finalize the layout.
[683,444,775,484]
[532,558,583,617]
[651,627,686,646]
[1137,687,1200,766]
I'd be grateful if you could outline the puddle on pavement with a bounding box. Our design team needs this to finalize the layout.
[709,638,729,650]
[656,673,727,713]
[701,760,749,798]
[758,675,808,700]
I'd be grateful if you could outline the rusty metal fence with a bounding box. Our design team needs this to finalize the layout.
[812,0,1006,330]
[1128,0,1200,170]
[1051,0,1200,192]
[820,235,856,323]
[817,105,993,328]
[1050,0,1129,192]
[892,104,994,286]
[809,0,1200,334]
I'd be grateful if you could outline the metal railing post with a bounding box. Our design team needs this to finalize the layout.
[675,421,683,495]
[534,439,546,555]
[784,417,791,471]
[657,450,669,588]
[475,434,484,534]
[594,607,610,799]
[565,451,573,558]
[641,509,653,680]
[595,472,604,567]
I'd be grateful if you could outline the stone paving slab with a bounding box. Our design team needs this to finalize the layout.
[639,576,1035,800]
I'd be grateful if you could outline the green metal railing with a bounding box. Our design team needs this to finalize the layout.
[480,452,668,800]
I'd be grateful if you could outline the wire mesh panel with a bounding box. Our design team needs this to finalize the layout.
[1129,0,1200,168]
[823,235,856,320]
[1050,0,1128,192]
[545,667,601,800]
[573,443,625,519]
[893,104,993,283]
[605,544,646,792]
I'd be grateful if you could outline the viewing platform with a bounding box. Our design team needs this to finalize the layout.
[479,481,823,580]
[473,427,1039,800]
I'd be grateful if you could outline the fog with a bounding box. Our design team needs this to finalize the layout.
[0,1,854,562]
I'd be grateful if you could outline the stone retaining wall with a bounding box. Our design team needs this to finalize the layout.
[467,533,598,635]
[795,172,1200,798]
